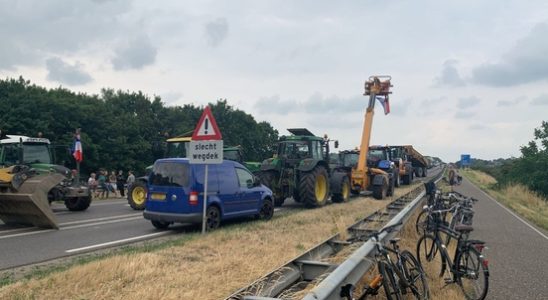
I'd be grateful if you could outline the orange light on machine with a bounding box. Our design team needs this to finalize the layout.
[189,191,199,206]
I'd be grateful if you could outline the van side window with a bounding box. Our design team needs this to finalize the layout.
[235,168,253,188]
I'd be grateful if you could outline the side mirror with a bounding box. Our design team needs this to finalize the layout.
[253,176,261,187]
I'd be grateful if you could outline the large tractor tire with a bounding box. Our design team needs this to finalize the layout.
[372,177,388,200]
[422,167,428,177]
[128,181,148,210]
[387,175,395,197]
[332,176,350,203]
[258,171,285,207]
[394,170,401,187]
[299,166,329,208]
[415,167,424,178]
[65,196,92,211]
[403,172,412,185]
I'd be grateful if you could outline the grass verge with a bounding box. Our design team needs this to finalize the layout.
[461,169,548,231]
[0,184,421,300]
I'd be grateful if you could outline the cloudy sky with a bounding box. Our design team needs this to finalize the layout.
[1,0,547,162]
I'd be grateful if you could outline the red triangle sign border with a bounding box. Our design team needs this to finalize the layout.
[191,106,223,140]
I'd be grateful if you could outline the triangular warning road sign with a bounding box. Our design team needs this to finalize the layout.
[191,106,222,140]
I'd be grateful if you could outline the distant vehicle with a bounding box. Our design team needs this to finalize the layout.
[143,158,274,230]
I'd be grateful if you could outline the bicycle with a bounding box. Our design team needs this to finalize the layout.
[416,209,489,300]
[343,222,430,300]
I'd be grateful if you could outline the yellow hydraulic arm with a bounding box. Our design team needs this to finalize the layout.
[351,76,393,192]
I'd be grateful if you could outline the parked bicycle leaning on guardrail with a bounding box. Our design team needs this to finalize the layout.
[416,197,489,300]
[342,222,430,300]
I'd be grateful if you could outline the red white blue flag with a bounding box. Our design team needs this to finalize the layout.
[376,96,390,115]
[73,133,83,163]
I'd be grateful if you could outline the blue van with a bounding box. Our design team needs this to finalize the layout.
[143,158,274,230]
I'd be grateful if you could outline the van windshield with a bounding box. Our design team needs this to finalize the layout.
[151,162,190,187]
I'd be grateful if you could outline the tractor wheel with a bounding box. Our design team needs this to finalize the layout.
[403,173,412,185]
[372,178,388,200]
[394,170,401,187]
[299,166,329,208]
[422,167,428,177]
[387,175,395,197]
[128,181,147,210]
[332,176,350,203]
[65,196,91,211]
[416,167,424,178]
[258,171,285,207]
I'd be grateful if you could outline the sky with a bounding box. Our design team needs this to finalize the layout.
[1,0,547,162]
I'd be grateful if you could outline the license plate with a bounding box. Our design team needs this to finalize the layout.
[150,193,166,201]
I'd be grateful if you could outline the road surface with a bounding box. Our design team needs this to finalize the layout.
[455,178,548,300]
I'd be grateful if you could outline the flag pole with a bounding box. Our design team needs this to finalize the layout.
[75,128,81,185]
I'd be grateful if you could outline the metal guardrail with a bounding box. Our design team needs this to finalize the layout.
[228,167,445,300]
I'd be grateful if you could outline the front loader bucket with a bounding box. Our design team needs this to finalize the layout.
[0,173,64,229]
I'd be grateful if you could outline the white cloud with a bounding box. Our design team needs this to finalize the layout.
[45,57,92,86]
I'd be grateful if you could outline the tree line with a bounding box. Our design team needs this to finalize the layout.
[465,121,548,199]
[0,77,279,176]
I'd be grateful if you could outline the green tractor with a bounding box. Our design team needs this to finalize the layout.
[257,128,350,208]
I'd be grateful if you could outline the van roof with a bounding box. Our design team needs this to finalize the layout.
[154,158,246,169]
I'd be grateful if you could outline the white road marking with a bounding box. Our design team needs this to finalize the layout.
[59,213,142,226]
[61,216,143,230]
[0,227,41,235]
[0,229,55,240]
[469,180,548,240]
[65,231,170,253]
[0,216,144,240]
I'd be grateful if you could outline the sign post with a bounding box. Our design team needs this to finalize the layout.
[189,106,223,234]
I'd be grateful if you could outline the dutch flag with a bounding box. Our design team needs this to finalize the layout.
[73,133,83,163]
[376,96,390,115]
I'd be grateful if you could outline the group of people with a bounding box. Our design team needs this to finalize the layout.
[87,170,135,199]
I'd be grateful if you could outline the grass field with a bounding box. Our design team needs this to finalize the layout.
[461,169,548,231]
[0,184,422,300]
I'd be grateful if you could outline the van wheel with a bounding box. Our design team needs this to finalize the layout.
[206,206,221,231]
[151,220,170,229]
[258,199,274,220]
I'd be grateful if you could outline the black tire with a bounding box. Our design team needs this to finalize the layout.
[332,176,350,203]
[206,205,221,231]
[403,173,411,185]
[258,199,274,220]
[456,246,489,300]
[400,250,430,299]
[258,171,285,207]
[416,167,424,178]
[423,168,428,177]
[387,175,395,197]
[299,166,329,208]
[151,220,170,229]
[64,196,91,211]
[416,234,446,278]
[415,211,429,235]
[378,260,403,300]
[128,181,147,210]
[372,178,388,200]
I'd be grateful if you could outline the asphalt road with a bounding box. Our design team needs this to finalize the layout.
[0,167,441,271]
[454,178,548,300]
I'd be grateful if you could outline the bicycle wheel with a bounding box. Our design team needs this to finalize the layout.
[455,246,489,300]
[416,234,445,278]
[415,211,429,235]
[378,260,403,300]
[400,250,430,299]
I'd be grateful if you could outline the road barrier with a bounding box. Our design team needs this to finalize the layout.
[227,167,444,300]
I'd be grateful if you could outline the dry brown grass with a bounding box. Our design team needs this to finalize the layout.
[462,169,548,230]
[0,184,421,300]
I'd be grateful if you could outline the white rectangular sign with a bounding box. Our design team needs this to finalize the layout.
[189,140,223,164]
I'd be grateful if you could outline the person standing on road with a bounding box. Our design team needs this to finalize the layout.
[88,173,98,198]
[116,170,126,197]
[109,171,118,197]
[126,170,135,194]
[98,170,109,199]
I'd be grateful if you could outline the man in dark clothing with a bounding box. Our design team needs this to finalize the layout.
[116,170,126,197]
